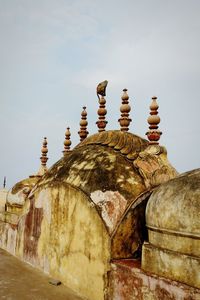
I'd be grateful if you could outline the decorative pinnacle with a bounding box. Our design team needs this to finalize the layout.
[96,80,108,132]
[146,96,162,144]
[78,106,89,141]
[36,137,48,176]
[63,127,71,156]
[118,89,132,131]
[3,176,6,188]
[40,137,48,167]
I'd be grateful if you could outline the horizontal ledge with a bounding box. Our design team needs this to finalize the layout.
[146,224,200,240]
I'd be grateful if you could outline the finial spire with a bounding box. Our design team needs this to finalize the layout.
[96,80,108,132]
[37,137,48,176]
[146,96,162,144]
[40,137,48,166]
[3,176,6,188]
[118,88,132,131]
[78,106,89,142]
[63,127,72,156]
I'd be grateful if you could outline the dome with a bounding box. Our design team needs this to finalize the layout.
[142,168,200,289]
[7,176,40,207]
[32,131,147,233]
[1,130,179,300]
[146,168,200,256]
[34,130,177,236]
[29,129,178,262]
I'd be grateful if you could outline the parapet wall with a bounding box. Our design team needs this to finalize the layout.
[0,183,111,300]
[110,260,200,300]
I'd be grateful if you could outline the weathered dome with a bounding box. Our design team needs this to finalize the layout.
[146,168,200,256]
[36,130,177,192]
[142,168,200,289]
[0,130,179,300]
[33,131,148,232]
[33,130,177,246]
[7,176,40,206]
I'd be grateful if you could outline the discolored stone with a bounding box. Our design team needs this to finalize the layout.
[143,168,200,289]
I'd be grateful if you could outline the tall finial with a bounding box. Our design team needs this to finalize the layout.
[146,96,162,144]
[96,80,108,132]
[78,106,89,142]
[37,137,48,176]
[118,88,132,131]
[40,137,48,166]
[3,176,6,188]
[63,127,72,156]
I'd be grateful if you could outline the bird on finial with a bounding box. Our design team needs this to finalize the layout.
[96,80,108,100]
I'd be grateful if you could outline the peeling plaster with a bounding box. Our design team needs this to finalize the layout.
[35,189,51,224]
[90,190,127,234]
[7,190,27,206]
[110,260,200,300]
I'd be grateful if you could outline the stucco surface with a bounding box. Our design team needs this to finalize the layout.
[111,192,151,259]
[7,176,40,206]
[146,168,200,255]
[33,131,177,236]
[0,130,178,300]
[110,259,200,300]
[143,168,200,290]
[0,188,7,212]
[8,184,110,300]
[142,242,200,290]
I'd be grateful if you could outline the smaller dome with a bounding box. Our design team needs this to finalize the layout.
[146,168,200,256]
[7,177,39,206]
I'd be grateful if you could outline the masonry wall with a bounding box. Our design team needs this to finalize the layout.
[110,260,200,300]
[0,184,111,300]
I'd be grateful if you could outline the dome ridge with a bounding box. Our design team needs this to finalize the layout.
[75,130,149,162]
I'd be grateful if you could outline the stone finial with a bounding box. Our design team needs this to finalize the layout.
[63,127,71,156]
[3,176,6,188]
[118,89,132,131]
[96,95,107,132]
[40,137,48,166]
[78,106,89,142]
[146,96,162,144]
[96,80,108,132]
[37,137,48,176]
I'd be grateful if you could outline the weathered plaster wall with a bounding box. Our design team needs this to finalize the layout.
[143,169,200,290]
[7,177,39,206]
[1,183,111,300]
[111,192,150,259]
[142,242,200,290]
[0,189,7,212]
[33,131,177,262]
[0,222,17,255]
[0,131,180,300]
[35,184,110,300]
[110,260,200,300]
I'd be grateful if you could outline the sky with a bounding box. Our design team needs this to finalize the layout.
[0,0,200,188]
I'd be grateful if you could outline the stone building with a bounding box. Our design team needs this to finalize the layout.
[0,84,199,300]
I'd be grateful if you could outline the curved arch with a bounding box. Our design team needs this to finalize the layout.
[111,190,152,259]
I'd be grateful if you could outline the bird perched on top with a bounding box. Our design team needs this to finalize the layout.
[96,80,108,100]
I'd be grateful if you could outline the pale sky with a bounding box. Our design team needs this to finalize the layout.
[0,0,200,188]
